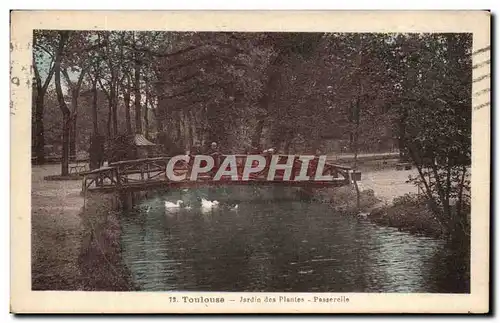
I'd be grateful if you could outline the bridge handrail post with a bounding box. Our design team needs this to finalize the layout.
[96,172,102,187]
[211,152,222,178]
[164,158,169,182]
[82,176,87,194]
[115,166,121,187]
[291,155,301,180]
[349,169,362,183]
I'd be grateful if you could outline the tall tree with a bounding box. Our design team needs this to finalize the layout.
[396,34,472,239]
[58,31,102,160]
[32,30,57,164]
[94,31,123,137]
[53,31,71,176]
[62,67,88,160]
[133,46,142,134]
[251,33,324,149]
[121,73,133,134]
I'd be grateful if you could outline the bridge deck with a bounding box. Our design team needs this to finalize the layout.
[86,178,348,193]
[82,155,359,194]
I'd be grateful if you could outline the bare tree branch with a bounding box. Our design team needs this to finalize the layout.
[34,43,55,58]
[124,43,204,59]
[42,60,56,92]
[97,76,111,100]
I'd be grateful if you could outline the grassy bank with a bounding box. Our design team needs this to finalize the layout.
[332,157,401,173]
[31,165,134,290]
[78,194,136,291]
[316,185,381,215]
[368,194,445,239]
[326,167,446,239]
[316,182,445,239]
[31,166,85,290]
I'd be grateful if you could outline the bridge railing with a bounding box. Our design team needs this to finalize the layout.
[110,157,173,184]
[81,166,118,192]
[213,154,352,181]
[82,154,359,193]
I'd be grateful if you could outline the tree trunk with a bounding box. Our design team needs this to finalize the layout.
[33,54,56,165]
[54,31,70,176]
[398,104,408,161]
[92,77,99,135]
[111,88,118,136]
[353,37,362,209]
[154,93,165,134]
[69,117,77,161]
[34,94,46,164]
[353,106,361,208]
[406,143,445,225]
[353,99,361,210]
[61,114,71,176]
[69,91,78,161]
[457,165,467,218]
[155,111,163,134]
[309,129,321,154]
[176,112,183,149]
[189,110,196,146]
[350,98,361,167]
[283,139,292,154]
[251,53,286,148]
[144,94,149,139]
[107,103,112,138]
[61,65,87,162]
[134,59,142,134]
[123,90,132,134]
[186,111,193,150]
[251,118,265,149]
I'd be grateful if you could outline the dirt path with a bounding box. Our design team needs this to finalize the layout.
[31,164,85,290]
[357,168,420,204]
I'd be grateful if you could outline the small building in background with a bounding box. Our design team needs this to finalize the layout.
[106,134,159,162]
[133,134,158,159]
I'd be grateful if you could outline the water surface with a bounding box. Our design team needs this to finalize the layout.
[120,187,469,293]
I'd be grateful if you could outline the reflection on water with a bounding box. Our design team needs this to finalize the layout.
[120,187,469,293]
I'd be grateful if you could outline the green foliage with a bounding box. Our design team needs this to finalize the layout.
[392,193,426,207]
[32,32,473,237]
[394,34,472,239]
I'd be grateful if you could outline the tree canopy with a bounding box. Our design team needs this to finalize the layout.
[32,31,475,237]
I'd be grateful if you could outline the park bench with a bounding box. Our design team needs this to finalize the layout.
[396,162,412,171]
[350,170,362,181]
[69,155,89,174]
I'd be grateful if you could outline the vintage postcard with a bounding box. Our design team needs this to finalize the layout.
[10,10,490,313]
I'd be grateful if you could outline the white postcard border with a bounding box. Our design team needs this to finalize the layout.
[10,10,490,313]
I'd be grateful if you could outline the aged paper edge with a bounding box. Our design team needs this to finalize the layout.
[10,10,491,314]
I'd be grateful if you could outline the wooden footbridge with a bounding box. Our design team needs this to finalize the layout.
[81,154,360,194]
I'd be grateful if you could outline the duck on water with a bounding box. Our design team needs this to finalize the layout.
[162,197,240,214]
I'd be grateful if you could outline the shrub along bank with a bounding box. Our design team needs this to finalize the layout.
[368,193,445,239]
[78,193,137,291]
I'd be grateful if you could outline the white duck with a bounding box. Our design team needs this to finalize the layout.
[201,198,219,212]
[165,200,184,209]
[230,204,239,211]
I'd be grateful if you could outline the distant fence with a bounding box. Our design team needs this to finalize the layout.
[31,155,90,164]
[32,151,401,166]
[329,152,400,163]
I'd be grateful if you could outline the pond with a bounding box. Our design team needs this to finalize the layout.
[120,186,469,293]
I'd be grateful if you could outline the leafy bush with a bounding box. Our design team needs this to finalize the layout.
[392,193,426,207]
